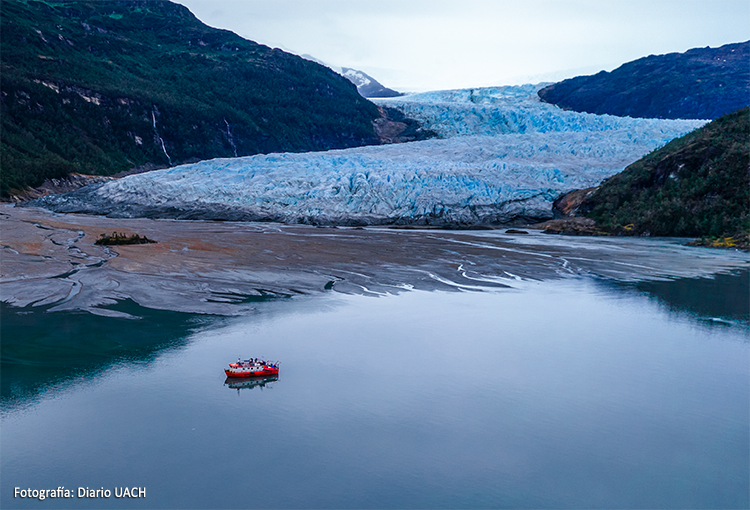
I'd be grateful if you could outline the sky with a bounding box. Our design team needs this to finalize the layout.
[177,0,749,93]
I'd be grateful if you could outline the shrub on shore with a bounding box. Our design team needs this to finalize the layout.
[95,232,156,246]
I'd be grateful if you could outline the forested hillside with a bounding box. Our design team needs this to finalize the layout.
[0,0,382,196]
[538,41,749,120]
[579,108,749,241]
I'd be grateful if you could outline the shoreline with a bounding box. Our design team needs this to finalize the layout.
[2,204,748,316]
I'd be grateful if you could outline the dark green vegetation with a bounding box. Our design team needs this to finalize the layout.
[95,231,156,245]
[0,0,382,196]
[578,108,749,244]
[538,41,749,120]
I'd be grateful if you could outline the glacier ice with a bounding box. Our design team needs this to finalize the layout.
[34,84,706,225]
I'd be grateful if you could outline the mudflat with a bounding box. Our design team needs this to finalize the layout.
[2,204,747,316]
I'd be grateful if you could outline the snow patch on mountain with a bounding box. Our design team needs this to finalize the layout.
[300,54,401,98]
[342,68,372,87]
[33,84,706,225]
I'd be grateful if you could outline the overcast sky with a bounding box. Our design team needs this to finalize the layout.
[176,0,749,92]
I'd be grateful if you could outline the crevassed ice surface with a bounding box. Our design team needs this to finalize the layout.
[377,84,702,138]
[39,84,706,224]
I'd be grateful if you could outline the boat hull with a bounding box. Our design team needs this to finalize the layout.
[224,367,279,378]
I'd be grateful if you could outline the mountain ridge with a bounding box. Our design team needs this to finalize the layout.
[340,67,402,98]
[538,41,750,119]
[0,0,387,196]
[299,54,402,98]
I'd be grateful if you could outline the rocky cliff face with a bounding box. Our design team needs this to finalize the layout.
[538,41,749,120]
[1,0,384,196]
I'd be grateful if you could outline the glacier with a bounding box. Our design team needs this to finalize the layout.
[32,84,706,225]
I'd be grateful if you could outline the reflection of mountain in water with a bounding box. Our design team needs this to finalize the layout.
[224,376,278,394]
[0,299,218,411]
[620,269,749,327]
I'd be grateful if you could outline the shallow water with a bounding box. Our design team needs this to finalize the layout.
[2,270,748,509]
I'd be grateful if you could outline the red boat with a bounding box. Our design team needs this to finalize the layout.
[225,357,279,378]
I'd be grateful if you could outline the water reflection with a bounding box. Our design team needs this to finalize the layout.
[224,376,279,393]
[0,299,220,412]
[617,268,749,328]
[2,270,748,508]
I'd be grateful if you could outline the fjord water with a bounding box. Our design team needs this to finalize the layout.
[2,271,748,509]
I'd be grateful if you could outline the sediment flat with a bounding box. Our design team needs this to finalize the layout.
[2,204,748,316]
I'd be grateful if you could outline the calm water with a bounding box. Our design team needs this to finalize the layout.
[2,271,748,509]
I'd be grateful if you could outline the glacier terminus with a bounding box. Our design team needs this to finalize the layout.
[32,84,706,226]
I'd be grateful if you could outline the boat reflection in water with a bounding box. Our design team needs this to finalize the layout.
[224,375,278,394]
